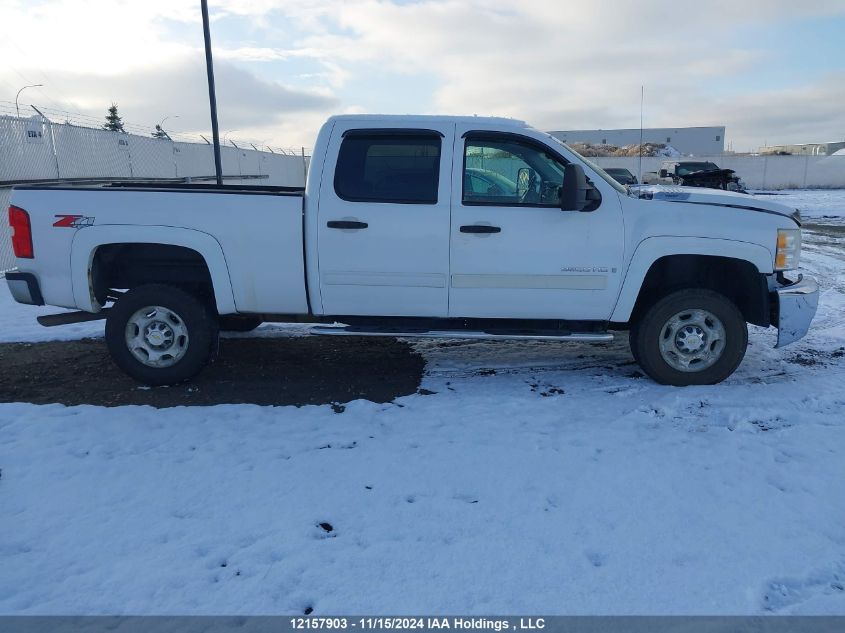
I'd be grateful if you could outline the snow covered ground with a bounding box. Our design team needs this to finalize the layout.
[753,189,845,218]
[1,191,844,615]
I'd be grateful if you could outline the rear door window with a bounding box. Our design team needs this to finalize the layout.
[334,133,441,204]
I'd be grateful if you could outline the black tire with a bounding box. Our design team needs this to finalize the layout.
[630,288,748,386]
[218,315,262,332]
[105,284,218,386]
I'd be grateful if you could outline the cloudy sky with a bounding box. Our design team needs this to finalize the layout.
[1,0,844,151]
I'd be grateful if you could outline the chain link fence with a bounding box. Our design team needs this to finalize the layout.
[0,187,12,274]
[592,154,845,190]
[0,111,310,186]
[0,105,311,274]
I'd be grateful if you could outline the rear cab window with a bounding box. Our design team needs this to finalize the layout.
[334,130,442,204]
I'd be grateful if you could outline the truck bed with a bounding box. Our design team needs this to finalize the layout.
[10,184,309,315]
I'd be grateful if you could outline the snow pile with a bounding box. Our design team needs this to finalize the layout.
[655,145,681,158]
[569,142,680,158]
[0,297,104,342]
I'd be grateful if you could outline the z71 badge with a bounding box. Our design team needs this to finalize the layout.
[53,214,95,228]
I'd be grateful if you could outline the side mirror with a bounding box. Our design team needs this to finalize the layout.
[560,163,591,211]
[516,167,534,198]
[659,169,668,178]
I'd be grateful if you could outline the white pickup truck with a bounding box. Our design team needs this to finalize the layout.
[6,114,818,386]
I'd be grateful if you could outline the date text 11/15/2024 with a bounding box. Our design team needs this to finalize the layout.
[290,618,546,630]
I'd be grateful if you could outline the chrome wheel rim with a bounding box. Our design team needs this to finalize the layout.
[125,306,189,368]
[658,308,726,373]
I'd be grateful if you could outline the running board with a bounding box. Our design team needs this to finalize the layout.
[37,309,109,327]
[310,326,613,343]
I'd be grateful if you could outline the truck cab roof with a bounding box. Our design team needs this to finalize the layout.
[325,113,531,129]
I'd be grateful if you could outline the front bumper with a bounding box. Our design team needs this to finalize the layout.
[773,274,819,348]
[5,271,44,306]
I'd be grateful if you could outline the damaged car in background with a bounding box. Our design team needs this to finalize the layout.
[604,167,639,186]
[644,160,746,192]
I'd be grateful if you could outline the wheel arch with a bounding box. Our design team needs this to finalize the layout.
[70,225,237,314]
[611,237,774,325]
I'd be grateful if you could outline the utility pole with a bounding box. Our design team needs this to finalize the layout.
[638,85,644,184]
[201,0,223,185]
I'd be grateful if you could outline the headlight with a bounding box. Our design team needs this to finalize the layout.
[775,228,801,270]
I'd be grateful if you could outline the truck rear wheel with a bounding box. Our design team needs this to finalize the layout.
[630,288,747,386]
[105,284,218,386]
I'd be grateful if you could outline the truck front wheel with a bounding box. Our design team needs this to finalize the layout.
[630,288,747,386]
[105,284,218,385]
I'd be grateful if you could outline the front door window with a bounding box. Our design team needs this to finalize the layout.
[463,137,566,206]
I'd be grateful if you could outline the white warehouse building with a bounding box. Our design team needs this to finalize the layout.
[548,126,726,156]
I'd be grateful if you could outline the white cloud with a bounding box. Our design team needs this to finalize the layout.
[0,0,338,145]
[1,0,844,149]
[0,54,338,145]
[289,0,845,148]
[667,72,845,150]
[215,47,294,62]
[0,0,195,73]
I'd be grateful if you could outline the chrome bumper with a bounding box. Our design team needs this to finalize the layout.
[773,274,819,348]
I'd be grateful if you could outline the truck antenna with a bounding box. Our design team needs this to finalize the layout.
[201,0,223,186]
[638,85,644,185]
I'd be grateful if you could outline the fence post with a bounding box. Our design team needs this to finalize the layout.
[301,146,308,186]
[47,119,61,179]
[31,105,61,179]
[761,156,768,190]
[126,133,135,179]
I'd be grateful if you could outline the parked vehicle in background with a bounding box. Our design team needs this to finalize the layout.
[6,114,817,387]
[643,160,746,191]
[604,167,638,186]
[464,168,517,199]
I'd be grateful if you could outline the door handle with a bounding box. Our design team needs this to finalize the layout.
[460,225,501,234]
[327,220,368,230]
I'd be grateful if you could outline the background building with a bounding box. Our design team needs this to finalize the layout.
[548,126,725,156]
[758,141,845,156]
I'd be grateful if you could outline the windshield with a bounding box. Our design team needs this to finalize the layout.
[676,162,719,176]
[545,134,628,195]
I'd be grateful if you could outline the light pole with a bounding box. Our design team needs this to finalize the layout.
[201,0,223,185]
[16,84,43,117]
[157,115,179,140]
[159,115,179,129]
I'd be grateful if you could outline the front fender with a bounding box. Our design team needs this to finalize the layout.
[70,225,237,314]
[610,236,774,322]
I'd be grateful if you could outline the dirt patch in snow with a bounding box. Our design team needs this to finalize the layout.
[803,221,845,237]
[0,336,424,407]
